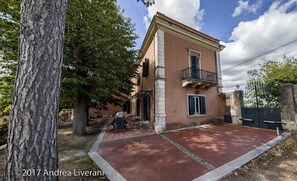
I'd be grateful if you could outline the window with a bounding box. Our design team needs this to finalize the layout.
[188,94,206,116]
[123,101,131,114]
[136,73,140,85]
[142,59,149,77]
[136,99,140,116]
[143,95,150,121]
[191,55,200,80]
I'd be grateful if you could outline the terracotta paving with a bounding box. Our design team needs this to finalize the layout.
[97,124,279,181]
[99,134,209,181]
[198,124,277,142]
[103,124,154,142]
[165,128,261,168]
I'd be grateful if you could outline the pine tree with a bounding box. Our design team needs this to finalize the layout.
[3,0,67,179]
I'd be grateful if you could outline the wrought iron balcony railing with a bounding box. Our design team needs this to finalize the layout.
[181,67,217,84]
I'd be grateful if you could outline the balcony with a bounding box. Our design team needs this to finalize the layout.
[181,67,217,88]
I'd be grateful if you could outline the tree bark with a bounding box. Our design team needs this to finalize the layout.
[3,0,67,180]
[86,105,90,126]
[72,90,87,136]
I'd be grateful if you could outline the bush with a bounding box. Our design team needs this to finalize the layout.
[3,105,11,116]
[59,109,73,123]
[0,121,9,146]
[0,104,11,117]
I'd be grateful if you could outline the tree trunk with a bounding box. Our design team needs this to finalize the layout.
[86,105,90,126]
[72,90,88,135]
[3,0,67,180]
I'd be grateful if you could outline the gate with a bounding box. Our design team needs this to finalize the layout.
[241,81,284,130]
[241,108,282,130]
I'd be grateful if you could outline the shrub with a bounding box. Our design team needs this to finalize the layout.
[0,121,9,146]
[59,109,73,123]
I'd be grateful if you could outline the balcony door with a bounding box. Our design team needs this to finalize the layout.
[191,56,200,80]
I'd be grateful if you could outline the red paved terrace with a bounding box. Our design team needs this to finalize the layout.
[96,124,280,181]
[103,124,154,142]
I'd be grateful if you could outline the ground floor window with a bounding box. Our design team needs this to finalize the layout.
[143,95,150,121]
[123,101,131,114]
[188,94,206,116]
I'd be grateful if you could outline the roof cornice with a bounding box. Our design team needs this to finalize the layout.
[138,12,225,59]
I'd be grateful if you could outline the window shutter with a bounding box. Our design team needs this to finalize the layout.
[191,56,198,80]
[136,73,140,85]
[142,62,147,77]
[188,96,195,115]
[142,59,149,77]
[199,96,206,114]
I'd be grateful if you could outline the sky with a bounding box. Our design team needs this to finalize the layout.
[117,0,297,92]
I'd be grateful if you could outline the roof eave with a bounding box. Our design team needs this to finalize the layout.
[137,13,226,60]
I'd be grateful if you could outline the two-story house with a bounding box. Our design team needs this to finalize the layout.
[130,12,225,133]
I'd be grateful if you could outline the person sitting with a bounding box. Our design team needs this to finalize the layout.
[112,112,127,132]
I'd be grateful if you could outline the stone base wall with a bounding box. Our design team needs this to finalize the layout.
[279,84,297,131]
[223,90,244,124]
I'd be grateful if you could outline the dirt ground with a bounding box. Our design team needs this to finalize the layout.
[0,149,5,175]
[58,119,109,181]
[223,134,297,181]
[0,119,109,181]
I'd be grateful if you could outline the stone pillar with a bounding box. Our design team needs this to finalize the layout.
[225,90,244,124]
[154,29,166,134]
[279,84,297,131]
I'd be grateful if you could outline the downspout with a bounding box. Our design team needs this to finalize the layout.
[153,36,156,129]
[216,51,223,94]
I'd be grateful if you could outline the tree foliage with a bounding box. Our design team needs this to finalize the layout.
[62,0,139,135]
[0,0,20,116]
[138,0,155,7]
[0,0,154,123]
[247,57,297,85]
[245,57,297,107]
[62,0,138,108]
[0,0,145,116]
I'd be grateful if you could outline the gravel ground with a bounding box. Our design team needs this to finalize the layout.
[223,134,297,181]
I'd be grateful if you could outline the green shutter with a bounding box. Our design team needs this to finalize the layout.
[142,59,149,77]
[199,96,206,114]
[191,56,198,79]
[188,96,195,115]
[137,73,140,85]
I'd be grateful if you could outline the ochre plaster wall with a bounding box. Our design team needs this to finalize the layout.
[164,32,222,125]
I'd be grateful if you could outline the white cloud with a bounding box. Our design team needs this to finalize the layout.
[143,0,205,30]
[232,0,263,17]
[143,16,150,29]
[221,0,297,92]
